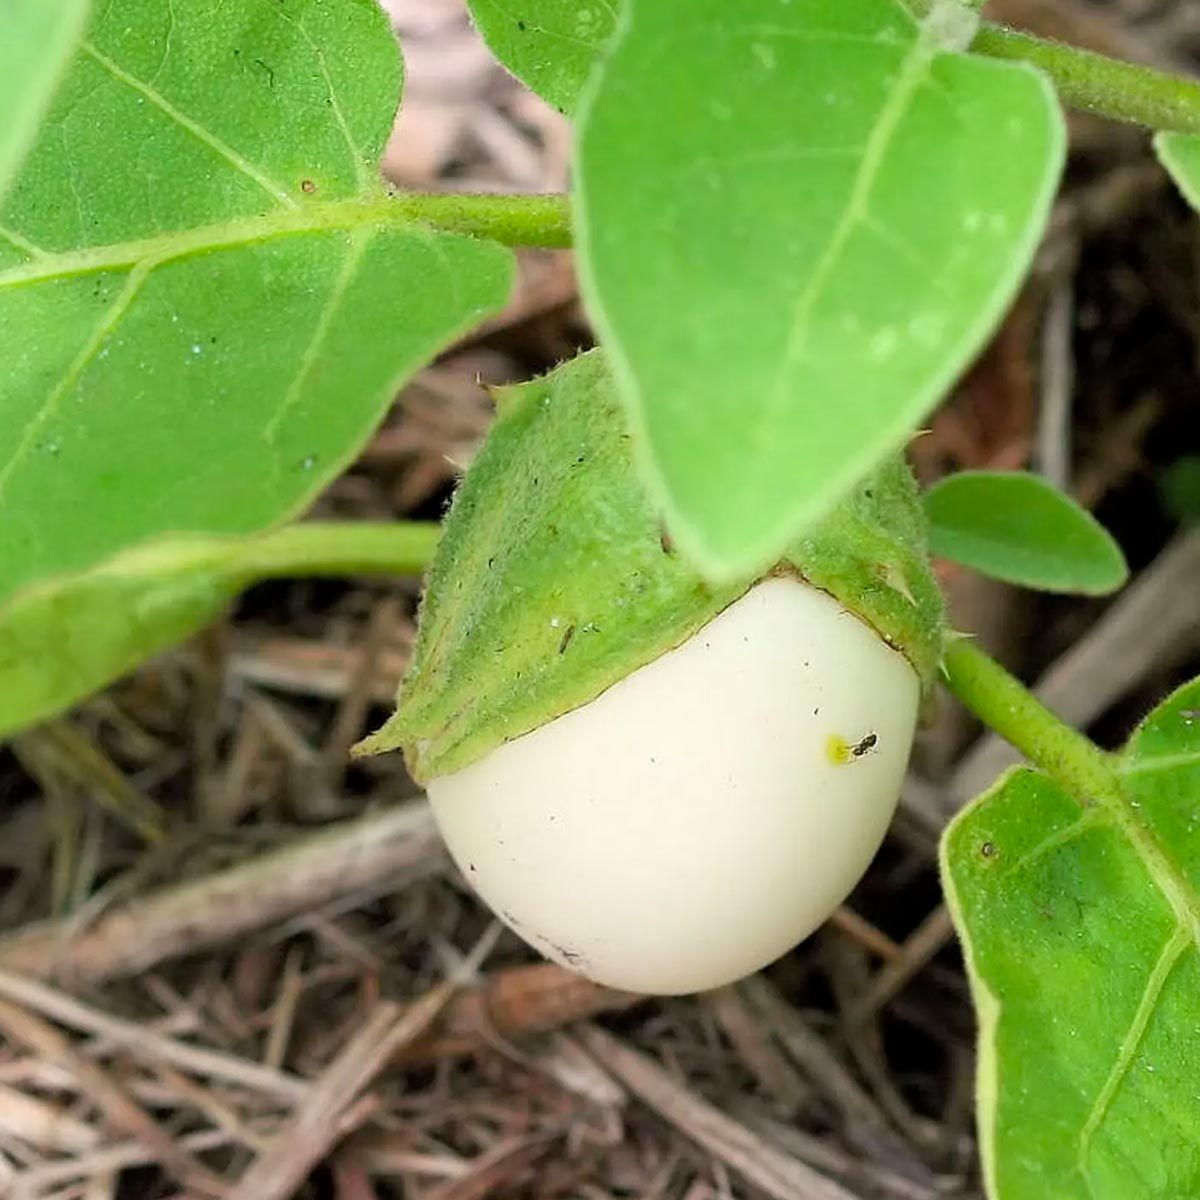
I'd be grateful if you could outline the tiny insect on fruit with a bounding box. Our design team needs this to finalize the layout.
[357,350,944,995]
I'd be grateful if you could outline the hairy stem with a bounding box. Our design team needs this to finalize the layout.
[971,25,1200,135]
[899,1,1200,135]
[941,636,1122,804]
[234,521,441,582]
[389,191,572,248]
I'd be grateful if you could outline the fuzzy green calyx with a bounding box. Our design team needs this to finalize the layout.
[357,350,944,782]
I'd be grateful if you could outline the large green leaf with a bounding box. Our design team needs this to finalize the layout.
[0,522,439,740]
[0,0,511,618]
[575,0,1064,580]
[466,0,619,114]
[0,0,90,200]
[925,470,1128,594]
[1156,132,1200,212]
[942,678,1200,1198]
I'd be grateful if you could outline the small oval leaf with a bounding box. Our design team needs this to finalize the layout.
[924,470,1128,594]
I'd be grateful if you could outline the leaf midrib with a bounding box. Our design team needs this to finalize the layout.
[760,26,933,454]
[0,198,425,290]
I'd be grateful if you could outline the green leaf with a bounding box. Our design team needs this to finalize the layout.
[924,470,1128,594]
[0,0,512,619]
[1156,132,1200,212]
[0,0,89,200]
[575,0,1065,580]
[942,678,1200,1198]
[465,0,619,114]
[0,522,439,740]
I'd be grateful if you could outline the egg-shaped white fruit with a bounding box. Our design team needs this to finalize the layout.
[427,577,920,995]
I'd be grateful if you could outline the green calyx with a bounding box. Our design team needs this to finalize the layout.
[357,350,945,783]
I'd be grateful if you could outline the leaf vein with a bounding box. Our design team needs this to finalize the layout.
[0,262,150,503]
[252,0,372,192]
[762,36,931,454]
[79,39,296,209]
[264,227,373,446]
[1122,749,1200,777]
[998,807,1109,878]
[0,200,413,292]
[0,225,47,260]
[1076,926,1189,1174]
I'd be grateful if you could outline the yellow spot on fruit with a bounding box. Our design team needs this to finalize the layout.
[826,734,853,766]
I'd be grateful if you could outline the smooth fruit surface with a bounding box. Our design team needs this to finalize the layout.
[428,577,919,994]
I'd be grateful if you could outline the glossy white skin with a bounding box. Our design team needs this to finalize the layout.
[428,577,919,995]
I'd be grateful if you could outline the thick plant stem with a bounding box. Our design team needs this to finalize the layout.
[942,636,1122,804]
[234,521,441,582]
[389,191,572,248]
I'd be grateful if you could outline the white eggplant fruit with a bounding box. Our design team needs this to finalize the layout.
[358,350,944,995]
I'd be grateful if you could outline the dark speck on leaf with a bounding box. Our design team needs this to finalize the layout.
[517,19,527,30]
[468,862,477,872]
[981,841,997,859]
[558,624,576,655]
[300,179,317,194]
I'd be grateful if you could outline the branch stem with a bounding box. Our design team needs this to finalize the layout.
[390,14,1200,249]
[234,521,441,582]
[941,637,1122,803]
[388,191,572,248]
[970,24,1200,136]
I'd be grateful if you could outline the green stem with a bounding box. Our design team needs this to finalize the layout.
[903,0,1200,133]
[389,21,1200,251]
[941,636,1122,803]
[388,191,572,249]
[971,25,1200,136]
[234,521,441,582]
